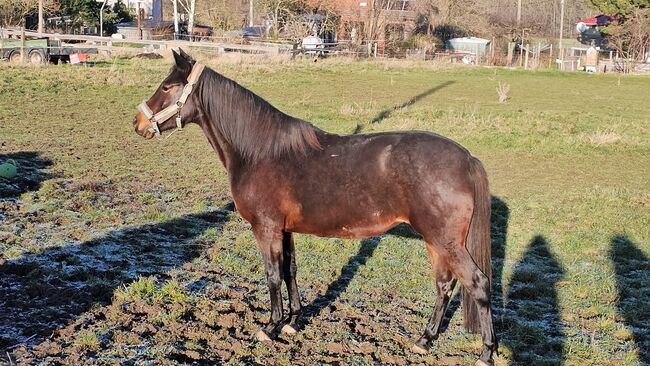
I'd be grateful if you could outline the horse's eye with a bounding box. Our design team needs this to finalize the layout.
[162,84,180,93]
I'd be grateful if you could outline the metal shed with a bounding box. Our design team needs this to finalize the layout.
[445,37,491,56]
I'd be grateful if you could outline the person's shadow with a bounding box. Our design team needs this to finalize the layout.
[609,235,650,364]
[0,203,235,350]
[491,197,566,364]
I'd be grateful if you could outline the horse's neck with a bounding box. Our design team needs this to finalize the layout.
[196,75,248,173]
[199,117,235,172]
[196,70,320,171]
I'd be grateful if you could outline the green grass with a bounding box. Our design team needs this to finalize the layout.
[1,57,649,365]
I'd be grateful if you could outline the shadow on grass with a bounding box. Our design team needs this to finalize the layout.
[609,235,650,364]
[352,81,455,134]
[0,151,55,199]
[0,203,234,350]
[491,196,509,308]
[502,236,566,364]
[303,237,381,320]
[491,197,567,364]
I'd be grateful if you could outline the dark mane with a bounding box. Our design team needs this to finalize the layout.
[198,67,322,164]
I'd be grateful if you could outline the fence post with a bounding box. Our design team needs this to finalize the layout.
[491,37,495,65]
[507,42,515,66]
[524,44,529,69]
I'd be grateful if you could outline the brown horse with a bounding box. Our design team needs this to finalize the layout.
[133,49,497,366]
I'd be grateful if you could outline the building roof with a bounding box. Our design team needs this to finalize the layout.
[114,20,174,30]
[576,14,615,26]
[447,37,491,44]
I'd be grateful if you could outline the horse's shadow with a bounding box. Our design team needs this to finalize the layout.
[0,203,234,350]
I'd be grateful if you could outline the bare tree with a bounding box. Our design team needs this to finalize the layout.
[195,0,249,31]
[257,0,306,37]
[0,0,57,27]
[605,8,650,71]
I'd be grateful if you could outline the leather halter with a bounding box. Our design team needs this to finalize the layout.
[138,63,205,138]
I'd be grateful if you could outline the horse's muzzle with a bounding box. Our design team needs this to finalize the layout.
[133,112,155,139]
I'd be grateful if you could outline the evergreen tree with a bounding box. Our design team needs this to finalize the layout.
[588,0,649,15]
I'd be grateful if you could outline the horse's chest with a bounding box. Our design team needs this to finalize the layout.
[230,177,303,228]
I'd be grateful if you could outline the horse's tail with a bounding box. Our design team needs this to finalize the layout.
[463,156,492,334]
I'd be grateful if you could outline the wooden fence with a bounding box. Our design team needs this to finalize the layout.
[0,27,295,56]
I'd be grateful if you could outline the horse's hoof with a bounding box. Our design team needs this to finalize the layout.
[255,330,272,342]
[411,344,429,354]
[281,324,297,335]
[475,360,491,366]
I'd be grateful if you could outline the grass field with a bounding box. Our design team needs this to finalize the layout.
[0,55,649,366]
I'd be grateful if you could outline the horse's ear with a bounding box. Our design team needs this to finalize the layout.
[179,48,195,63]
[172,49,185,67]
[172,48,192,74]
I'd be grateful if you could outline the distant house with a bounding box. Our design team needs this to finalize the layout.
[106,0,162,20]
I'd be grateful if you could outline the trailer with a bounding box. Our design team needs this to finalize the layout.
[0,37,97,64]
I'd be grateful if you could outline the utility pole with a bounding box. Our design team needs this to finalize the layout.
[519,28,525,67]
[173,0,179,38]
[249,0,254,27]
[558,0,565,67]
[187,0,195,40]
[517,0,522,28]
[38,0,44,33]
[99,0,107,36]
[368,0,376,56]
[136,2,142,40]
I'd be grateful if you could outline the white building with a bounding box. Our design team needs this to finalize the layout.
[105,0,154,19]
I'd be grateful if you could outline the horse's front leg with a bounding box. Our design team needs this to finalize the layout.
[252,226,285,341]
[280,231,301,335]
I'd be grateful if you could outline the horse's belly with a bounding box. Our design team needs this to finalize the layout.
[287,208,408,239]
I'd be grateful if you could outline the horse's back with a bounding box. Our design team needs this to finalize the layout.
[267,131,477,238]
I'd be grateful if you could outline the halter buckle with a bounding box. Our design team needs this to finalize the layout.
[175,111,183,130]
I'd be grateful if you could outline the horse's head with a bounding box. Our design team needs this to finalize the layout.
[134,48,204,139]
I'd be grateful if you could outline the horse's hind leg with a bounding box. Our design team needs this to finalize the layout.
[411,219,496,365]
[449,247,497,365]
[280,231,301,335]
[412,244,457,354]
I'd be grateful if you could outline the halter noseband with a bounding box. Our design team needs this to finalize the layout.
[138,63,205,138]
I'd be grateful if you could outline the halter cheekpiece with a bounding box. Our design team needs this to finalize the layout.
[138,63,205,138]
